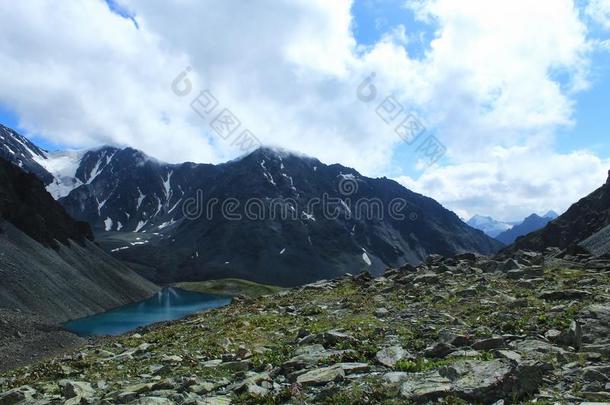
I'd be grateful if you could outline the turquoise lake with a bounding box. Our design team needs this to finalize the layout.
[63,288,232,336]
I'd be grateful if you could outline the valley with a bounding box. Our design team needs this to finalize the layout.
[2,3,610,403]
[2,124,610,404]
[1,251,609,403]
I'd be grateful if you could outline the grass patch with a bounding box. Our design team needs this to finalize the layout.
[175,278,285,298]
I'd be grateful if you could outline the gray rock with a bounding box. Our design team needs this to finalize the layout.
[122,382,155,395]
[413,273,440,284]
[424,342,455,358]
[189,382,216,394]
[455,287,478,298]
[539,289,592,301]
[500,259,521,272]
[480,260,501,273]
[383,372,410,384]
[296,365,345,386]
[160,355,183,364]
[376,346,413,367]
[447,350,481,358]
[506,269,525,280]
[335,363,370,375]
[200,396,232,405]
[438,331,472,347]
[555,321,582,350]
[495,350,522,362]
[399,359,543,403]
[0,386,36,405]
[283,345,343,371]
[132,398,174,404]
[374,308,390,317]
[509,339,575,362]
[472,337,505,351]
[59,380,94,400]
[544,329,562,340]
[219,360,251,372]
[298,330,358,347]
[400,374,453,400]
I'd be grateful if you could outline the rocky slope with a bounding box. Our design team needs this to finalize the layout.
[0,157,159,322]
[0,309,84,373]
[580,223,610,256]
[1,251,609,404]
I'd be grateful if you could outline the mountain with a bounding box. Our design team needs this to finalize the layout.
[67,147,503,285]
[495,213,556,245]
[506,172,610,254]
[0,124,88,199]
[0,156,159,322]
[543,210,559,219]
[0,125,503,286]
[466,215,514,238]
[0,124,54,185]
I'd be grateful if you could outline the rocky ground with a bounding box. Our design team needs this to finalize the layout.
[1,250,610,404]
[0,309,84,374]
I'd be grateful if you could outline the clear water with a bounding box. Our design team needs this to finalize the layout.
[63,288,232,337]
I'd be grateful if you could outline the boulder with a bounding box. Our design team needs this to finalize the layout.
[438,331,472,347]
[500,259,521,272]
[296,366,345,386]
[424,342,455,358]
[0,386,36,405]
[376,346,414,367]
[539,290,592,301]
[283,345,343,372]
[298,330,359,347]
[413,273,440,284]
[472,337,505,351]
[59,380,94,400]
[400,359,543,402]
[555,321,582,350]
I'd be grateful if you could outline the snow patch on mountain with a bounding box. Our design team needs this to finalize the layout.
[362,252,372,266]
[33,151,84,199]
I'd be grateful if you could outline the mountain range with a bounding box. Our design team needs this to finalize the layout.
[467,211,559,243]
[0,123,502,286]
[466,215,516,238]
[495,212,558,245]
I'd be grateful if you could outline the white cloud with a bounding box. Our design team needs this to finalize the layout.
[587,0,610,30]
[0,0,605,219]
[397,148,610,221]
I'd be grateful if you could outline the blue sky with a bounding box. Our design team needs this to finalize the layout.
[352,0,610,178]
[0,0,608,220]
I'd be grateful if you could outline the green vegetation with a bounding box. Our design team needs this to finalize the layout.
[175,278,285,298]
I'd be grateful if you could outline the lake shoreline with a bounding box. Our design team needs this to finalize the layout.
[0,279,276,373]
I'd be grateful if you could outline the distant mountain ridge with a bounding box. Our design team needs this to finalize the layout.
[0,124,503,286]
[466,215,514,238]
[495,212,558,245]
[506,173,610,255]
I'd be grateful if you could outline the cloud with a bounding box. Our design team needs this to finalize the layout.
[0,0,605,219]
[587,0,610,30]
[397,147,610,221]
